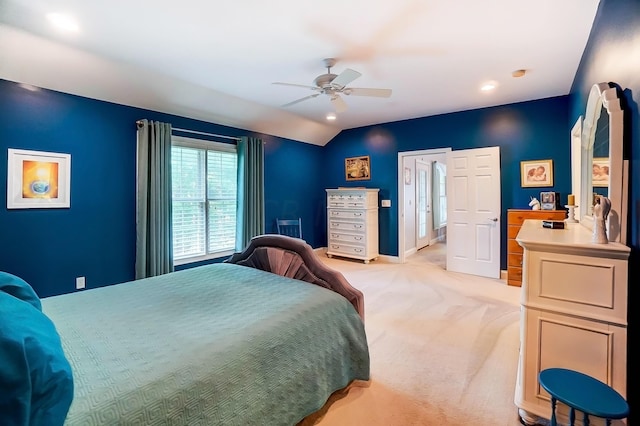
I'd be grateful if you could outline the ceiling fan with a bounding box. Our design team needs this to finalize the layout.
[273,58,392,112]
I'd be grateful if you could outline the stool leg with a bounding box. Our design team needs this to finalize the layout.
[550,397,557,426]
[569,407,575,426]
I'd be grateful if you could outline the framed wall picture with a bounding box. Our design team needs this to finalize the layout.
[520,159,553,187]
[592,157,609,187]
[345,155,371,181]
[7,148,71,209]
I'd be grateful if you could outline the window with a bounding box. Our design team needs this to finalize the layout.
[433,161,447,229]
[171,136,237,263]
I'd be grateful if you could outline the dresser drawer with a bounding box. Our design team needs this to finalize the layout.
[507,210,566,226]
[328,231,366,246]
[508,266,522,283]
[508,253,523,267]
[508,225,521,239]
[525,250,628,325]
[328,209,367,220]
[508,239,523,255]
[328,220,366,233]
[327,243,367,257]
[327,194,367,209]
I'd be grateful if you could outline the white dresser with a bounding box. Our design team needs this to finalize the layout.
[514,220,630,426]
[326,188,379,263]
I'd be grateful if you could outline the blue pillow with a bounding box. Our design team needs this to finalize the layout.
[0,271,42,311]
[0,292,74,426]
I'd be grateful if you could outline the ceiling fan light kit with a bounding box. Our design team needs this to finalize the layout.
[273,58,392,113]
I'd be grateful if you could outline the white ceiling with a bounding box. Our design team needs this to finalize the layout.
[0,0,600,145]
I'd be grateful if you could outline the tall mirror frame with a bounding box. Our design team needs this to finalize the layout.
[579,82,627,244]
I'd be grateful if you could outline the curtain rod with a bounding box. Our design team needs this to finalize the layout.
[136,120,241,141]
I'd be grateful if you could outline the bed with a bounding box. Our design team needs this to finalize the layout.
[0,234,370,426]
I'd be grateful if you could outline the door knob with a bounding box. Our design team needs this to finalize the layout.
[489,217,498,222]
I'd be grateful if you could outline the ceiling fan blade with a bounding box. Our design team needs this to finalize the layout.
[273,82,320,91]
[331,95,348,113]
[344,87,392,98]
[330,68,361,90]
[282,93,320,107]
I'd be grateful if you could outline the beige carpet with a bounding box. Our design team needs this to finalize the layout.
[301,243,527,426]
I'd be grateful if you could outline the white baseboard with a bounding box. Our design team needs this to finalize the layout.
[404,247,417,258]
[429,235,446,245]
[500,270,507,281]
[315,247,400,264]
[377,254,400,263]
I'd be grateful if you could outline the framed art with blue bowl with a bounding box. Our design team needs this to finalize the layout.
[7,148,71,209]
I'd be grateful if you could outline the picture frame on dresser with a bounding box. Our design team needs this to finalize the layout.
[345,156,370,181]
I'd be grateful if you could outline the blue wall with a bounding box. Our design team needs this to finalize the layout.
[323,96,572,265]
[0,79,324,297]
[569,0,640,421]
[0,80,573,295]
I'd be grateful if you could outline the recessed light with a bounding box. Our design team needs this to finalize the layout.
[326,113,337,121]
[46,13,80,33]
[480,81,498,92]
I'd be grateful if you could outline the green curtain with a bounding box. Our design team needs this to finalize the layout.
[135,119,174,279]
[236,136,265,251]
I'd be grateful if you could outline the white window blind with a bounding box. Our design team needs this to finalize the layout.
[171,137,237,262]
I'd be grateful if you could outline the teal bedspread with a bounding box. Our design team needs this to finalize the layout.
[41,263,370,425]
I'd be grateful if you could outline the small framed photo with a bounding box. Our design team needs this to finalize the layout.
[520,159,553,187]
[7,148,71,209]
[345,155,370,181]
[592,157,609,187]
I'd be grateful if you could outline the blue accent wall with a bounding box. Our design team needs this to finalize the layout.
[0,79,324,297]
[569,0,640,420]
[263,134,325,240]
[323,96,571,266]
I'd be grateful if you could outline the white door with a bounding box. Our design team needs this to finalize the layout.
[416,160,431,250]
[445,146,501,279]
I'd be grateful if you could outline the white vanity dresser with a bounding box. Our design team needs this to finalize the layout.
[515,81,630,426]
[514,220,629,425]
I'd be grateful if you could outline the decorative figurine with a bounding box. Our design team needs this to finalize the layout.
[529,197,541,210]
[592,195,611,244]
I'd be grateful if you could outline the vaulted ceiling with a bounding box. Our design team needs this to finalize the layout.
[0,0,600,145]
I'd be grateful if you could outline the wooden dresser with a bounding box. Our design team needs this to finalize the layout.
[507,209,566,287]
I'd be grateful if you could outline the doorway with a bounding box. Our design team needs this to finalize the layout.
[397,148,450,263]
[397,146,501,280]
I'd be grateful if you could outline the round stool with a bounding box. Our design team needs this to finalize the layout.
[538,368,629,426]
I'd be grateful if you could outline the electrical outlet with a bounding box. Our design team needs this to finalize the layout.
[381,199,391,207]
[76,276,85,290]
